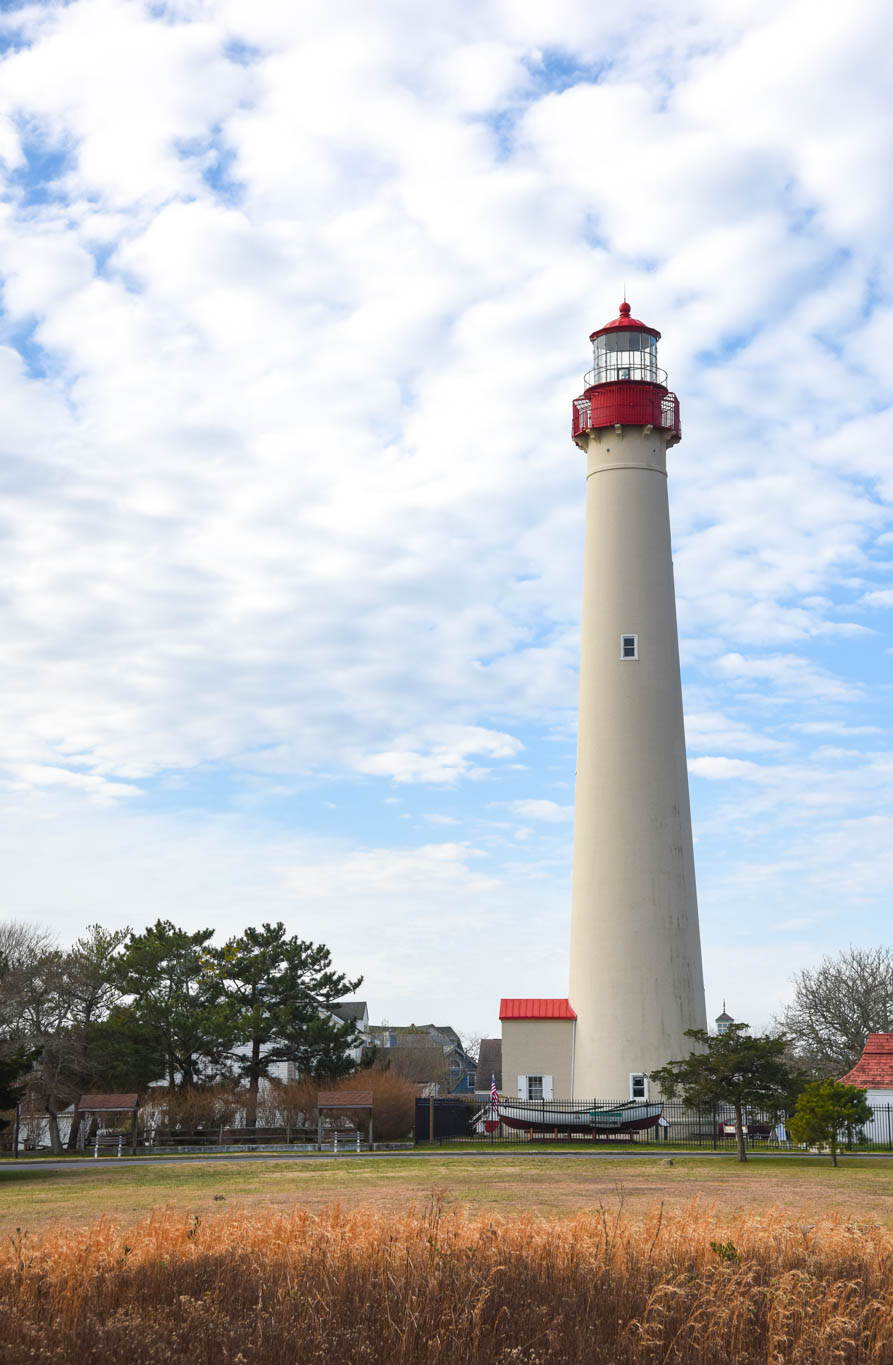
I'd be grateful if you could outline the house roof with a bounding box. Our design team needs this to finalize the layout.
[476,1038,502,1090]
[499,998,577,1021]
[839,1034,893,1089]
[77,1093,139,1111]
[331,1001,368,1023]
[317,1089,373,1108]
[368,1023,466,1053]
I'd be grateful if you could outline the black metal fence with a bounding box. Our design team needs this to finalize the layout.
[415,1096,893,1151]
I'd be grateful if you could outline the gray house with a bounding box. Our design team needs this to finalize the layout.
[366,1022,477,1093]
[474,1038,503,1094]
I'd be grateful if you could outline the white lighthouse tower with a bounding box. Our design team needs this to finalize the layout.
[567,301,707,1099]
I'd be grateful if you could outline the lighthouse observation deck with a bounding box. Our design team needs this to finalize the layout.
[572,384,681,442]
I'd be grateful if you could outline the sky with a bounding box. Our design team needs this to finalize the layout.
[0,0,891,1039]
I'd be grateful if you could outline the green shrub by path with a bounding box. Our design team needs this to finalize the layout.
[3,1201,893,1363]
[790,1080,874,1166]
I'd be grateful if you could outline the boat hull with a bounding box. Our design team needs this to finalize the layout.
[494,1100,663,1136]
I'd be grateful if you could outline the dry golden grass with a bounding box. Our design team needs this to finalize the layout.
[3,1200,893,1362]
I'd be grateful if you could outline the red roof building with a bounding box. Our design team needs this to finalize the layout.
[499,998,577,1021]
[499,999,577,1100]
[839,1034,893,1089]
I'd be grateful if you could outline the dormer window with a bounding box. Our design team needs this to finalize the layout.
[620,633,638,660]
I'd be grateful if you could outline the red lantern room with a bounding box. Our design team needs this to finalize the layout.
[572,301,681,445]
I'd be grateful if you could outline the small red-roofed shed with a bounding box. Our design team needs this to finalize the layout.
[840,1034,893,1090]
[839,1035,893,1146]
[499,999,577,1101]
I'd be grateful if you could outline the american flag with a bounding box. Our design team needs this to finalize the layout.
[490,1076,499,1111]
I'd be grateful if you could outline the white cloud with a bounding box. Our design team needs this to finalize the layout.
[355,726,523,785]
[3,763,141,804]
[688,756,765,781]
[712,654,863,703]
[685,709,786,753]
[793,722,882,736]
[508,798,574,823]
[285,842,494,898]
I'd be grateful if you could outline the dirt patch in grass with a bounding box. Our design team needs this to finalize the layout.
[3,1155,893,1234]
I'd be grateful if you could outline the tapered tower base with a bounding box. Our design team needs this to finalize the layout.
[568,421,706,1099]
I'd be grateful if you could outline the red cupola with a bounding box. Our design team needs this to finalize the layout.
[572,301,681,445]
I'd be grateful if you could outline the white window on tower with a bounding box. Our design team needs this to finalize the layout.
[526,1075,544,1102]
[630,1073,648,1100]
[620,633,638,660]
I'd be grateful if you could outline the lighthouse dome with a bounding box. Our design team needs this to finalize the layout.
[588,301,661,386]
[589,300,661,343]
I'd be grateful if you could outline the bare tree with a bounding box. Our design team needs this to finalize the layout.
[0,920,57,972]
[61,925,130,1148]
[778,946,893,1075]
[10,950,78,1153]
[0,923,131,1153]
[0,921,58,1029]
[456,1031,482,1066]
[383,1046,451,1088]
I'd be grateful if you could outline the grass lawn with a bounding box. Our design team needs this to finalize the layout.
[4,1153,893,1233]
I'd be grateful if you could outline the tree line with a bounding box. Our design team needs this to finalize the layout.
[651,944,893,1163]
[0,918,364,1151]
[2,919,891,1158]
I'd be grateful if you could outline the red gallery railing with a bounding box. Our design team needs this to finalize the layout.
[572,383,681,442]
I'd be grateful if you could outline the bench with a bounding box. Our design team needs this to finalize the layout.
[93,1131,127,1157]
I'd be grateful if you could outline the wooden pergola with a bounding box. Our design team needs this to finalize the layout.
[76,1093,140,1154]
[316,1089,373,1149]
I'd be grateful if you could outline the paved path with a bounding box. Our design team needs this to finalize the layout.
[2,1149,892,1172]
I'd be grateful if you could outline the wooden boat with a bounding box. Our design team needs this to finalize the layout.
[481,1098,663,1136]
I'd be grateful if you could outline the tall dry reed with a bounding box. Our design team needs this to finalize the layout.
[3,1200,893,1362]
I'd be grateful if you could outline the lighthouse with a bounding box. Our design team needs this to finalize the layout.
[566,301,707,1098]
[498,302,707,1105]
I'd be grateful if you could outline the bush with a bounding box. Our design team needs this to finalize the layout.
[141,1085,244,1133]
[256,1070,414,1140]
[257,1078,318,1131]
[359,1068,416,1140]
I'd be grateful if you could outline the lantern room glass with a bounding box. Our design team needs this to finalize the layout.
[592,330,659,384]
